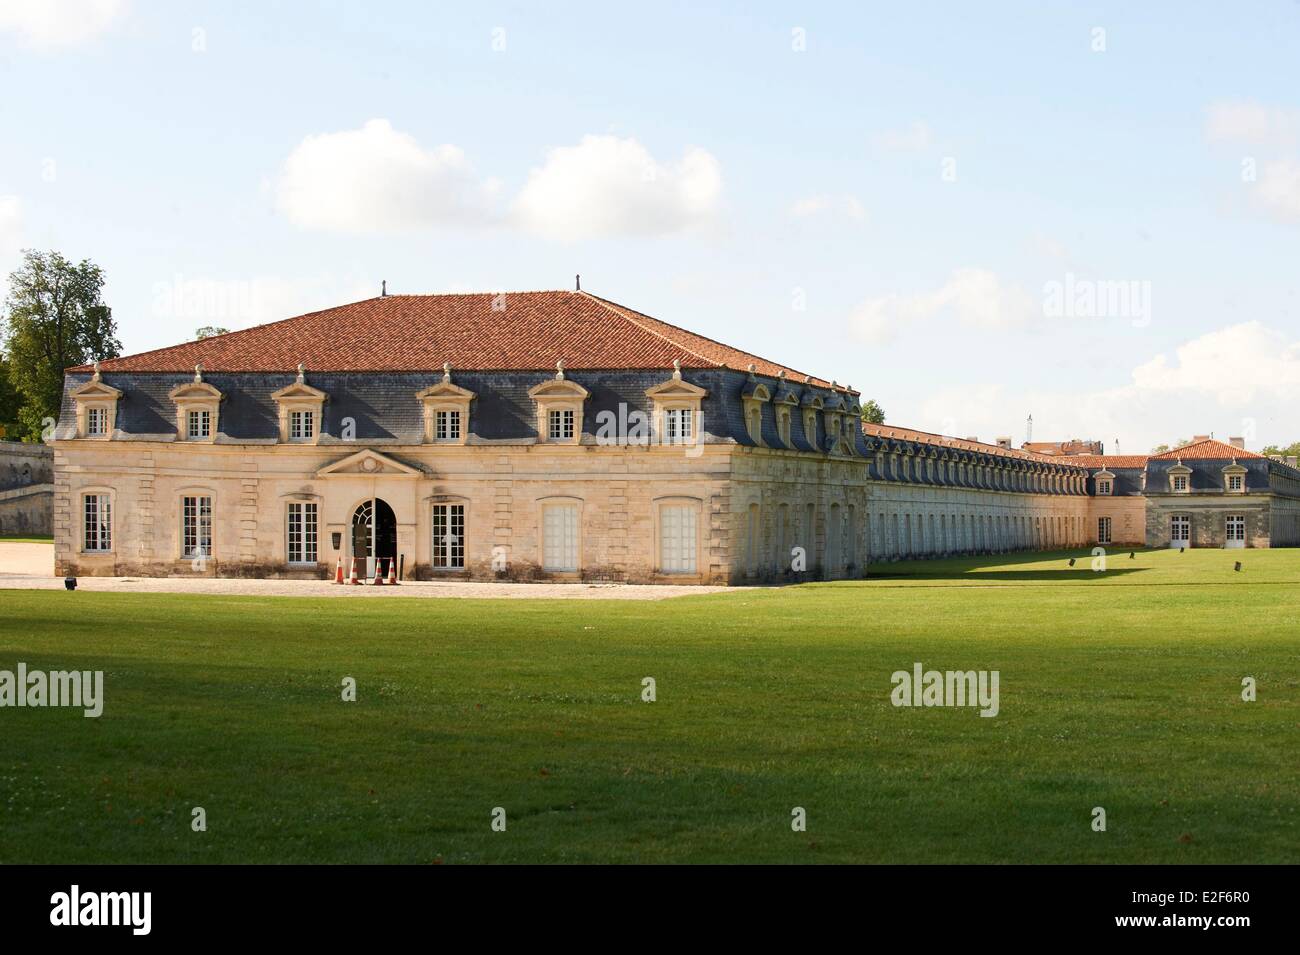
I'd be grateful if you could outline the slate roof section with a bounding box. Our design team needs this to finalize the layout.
[860,422,1087,467]
[72,289,841,388]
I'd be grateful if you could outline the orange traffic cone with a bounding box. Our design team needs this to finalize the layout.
[334,557,344,584]
[349,558,361,585]
[373,558,386,585]
[388,557,399,586]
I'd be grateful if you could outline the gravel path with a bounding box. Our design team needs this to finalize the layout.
[0,543,734,600]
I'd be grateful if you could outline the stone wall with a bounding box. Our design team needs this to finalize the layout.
[1145,495,1273,548]
[0,442,53,536]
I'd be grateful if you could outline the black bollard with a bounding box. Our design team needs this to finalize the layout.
[64,576,77,591]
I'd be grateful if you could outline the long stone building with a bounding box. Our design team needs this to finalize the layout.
[50,290,1300,584]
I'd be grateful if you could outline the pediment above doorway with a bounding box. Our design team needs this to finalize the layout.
[315,448,426,478]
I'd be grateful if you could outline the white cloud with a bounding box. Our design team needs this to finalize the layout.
[274,119,501,233]
[0,0,126,49]
[871,121,933,153]
[1252,159,1300,222]
[849,268,1035,344]
[789,194,865,221]
[512,135,721,241]
[274,124,721,241]
[916,321,1300,453]
[1205,99,1300,148]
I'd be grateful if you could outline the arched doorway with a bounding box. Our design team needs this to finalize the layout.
[351,498,397,579]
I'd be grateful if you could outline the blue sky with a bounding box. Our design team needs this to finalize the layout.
[2,0,1299,452]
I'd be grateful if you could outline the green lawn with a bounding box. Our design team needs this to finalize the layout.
[1,547,1297,864]
[0,534,52,543]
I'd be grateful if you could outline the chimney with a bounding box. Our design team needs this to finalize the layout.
[1288,456,1298,469]
[1192,434,1211,442]
[1229,436,1245,450]
[965,436,979,443]
[996,436,1011,449]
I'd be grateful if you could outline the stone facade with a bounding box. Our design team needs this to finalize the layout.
[48,292,1300,583]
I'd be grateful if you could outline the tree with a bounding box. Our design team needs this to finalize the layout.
[1,250,121,440]
[860,399,886,424]
[0,353,22,439]
[195,325,230,340]
[1261,441,1300,459]
[1151,439,1190,454]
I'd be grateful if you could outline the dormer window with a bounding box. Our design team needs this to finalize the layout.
[740,368,771,447]
[187,409,211,440]
[272,364,327,446]
[418,364,476,445]
[1222,461,1247,494]
[289,410,314,441]
[70,362,122,440]
[435,410,461,441]
[665,407,693,442]
[548,408,575,440]
[170,365,223,443]
[529,363,589,445]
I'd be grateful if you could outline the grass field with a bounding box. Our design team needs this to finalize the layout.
[1,547,1297,864]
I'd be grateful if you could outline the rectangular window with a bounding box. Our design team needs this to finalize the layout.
[1228,474,1243,492]
[435,410,461,441]
[660,504,697,573]
[542,504,579,571]
[287,502,318,563]
[86,407,108,436]
[83,494,111,552]
[1097,516,1112,544]
[1226,514,1245,542]
[432,504,465,568]
[182,495,213,559]
[290,410,314,441]
[187,409,210,439]
[1173,474,1188,492]
[665,408,693,442]
[1097,479,1112,495]
[547,409,575,440]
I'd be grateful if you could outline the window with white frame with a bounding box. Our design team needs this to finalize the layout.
[1097,478,1112,495]
[435,410,461,442]
[542,503,579,571]
[1227,474,1244,492]
[432,503,465,569]
[660,504,697,573]
[86,407,108,437]
[665,407,693,443]
[1226,514,1245,542]
[83,494,112,551]
[181,495,213,559]
[548,409,575,441]
[1097,516,1112,544]
[1173,474,1188,492]
[289,410,314,441]
[286,502,317,563]
[187,409,210,440]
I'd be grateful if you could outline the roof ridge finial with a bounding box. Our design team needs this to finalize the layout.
[556,359,566,380]
[746,362,756,378]
[672,359,682,380]
[194,362,203,384]
[92,360,101,382]
[802,375,811,385]
[443,361,452,383]
[296,362,305,384]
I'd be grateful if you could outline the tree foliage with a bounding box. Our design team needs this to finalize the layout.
[860,399,886,424]
[0,250,121,440]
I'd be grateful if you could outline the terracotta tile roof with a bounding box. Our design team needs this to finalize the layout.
[1065,454,1151,469]
[1150,438,1265,460]
[860,422,1086,467]
[73,290,841,387]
